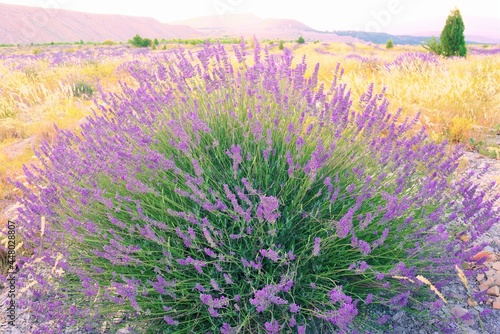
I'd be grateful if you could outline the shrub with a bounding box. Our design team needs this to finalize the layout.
[385,39,394,49]
[8,41,498,333]
[129,34,152,48]
[279,40,284,50]
[422,36,443,55]
[440,7,467,57]
[297,36,305,44]
[72,80,93,98]
[154,38,159,46]
[446,117,473,143]
[102,39,115,45]
[384,52,440,73]
[423,8,467,57]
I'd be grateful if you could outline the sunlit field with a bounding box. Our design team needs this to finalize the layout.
[1,41,499,208]
[1,38,500,333]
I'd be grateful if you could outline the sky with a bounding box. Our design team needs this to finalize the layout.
[0,0,499,35]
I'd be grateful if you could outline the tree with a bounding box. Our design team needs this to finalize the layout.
[154,38,159,46]
[279,40,284,50]
[129,34,153,48]
[440,7,467,57]
[385,39,394,49]
[297,36,305,44]
[422,36,442,55]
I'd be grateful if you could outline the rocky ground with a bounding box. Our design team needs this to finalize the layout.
[0,149,499,333]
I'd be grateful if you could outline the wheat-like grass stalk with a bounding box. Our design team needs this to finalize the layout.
[416,275,447,304]
[455,264,470,292]
[392,275,415,283]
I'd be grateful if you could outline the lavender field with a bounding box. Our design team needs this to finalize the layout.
[0,39,500,333]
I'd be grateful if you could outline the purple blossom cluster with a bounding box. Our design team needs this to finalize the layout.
[4,38,499,333]
[249,276,294,312]
[385,52,441,72]
[468,47,500,56]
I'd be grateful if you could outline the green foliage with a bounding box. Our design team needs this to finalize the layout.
[154,38,159,46]
[297,36,305,44]
[129,34,153,48]
[102,40,115,45]
[422,8,467,57]
[386,39,394,49]
[422,36,443,55]
[279,40,284,50]
[72,81,94,99]
[440,8,467,57]
[164,37,242,45]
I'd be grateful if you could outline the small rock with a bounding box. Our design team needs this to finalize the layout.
[462,326,479,334]
[467,297,478,306]
[463,327,479,334]
[472,251,493,262]
[392,310,404,322]
[479,278,494,291]
[485,270,496,278]
[493,302,500,310]
[487,285,500,297]
[452,306,475,326]
[477,273,485,282]
[491,262,500,271]
[392,326,409,333]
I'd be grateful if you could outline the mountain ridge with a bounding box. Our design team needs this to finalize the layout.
[0,3,201,44]
[0,3,497,45]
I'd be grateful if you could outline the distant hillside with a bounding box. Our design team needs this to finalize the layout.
[8,4,495,46]
[393,16,500,44]
[172,14,360,43]
[0,3,200,44]
[333,31,429,45]
[333,31,495,45]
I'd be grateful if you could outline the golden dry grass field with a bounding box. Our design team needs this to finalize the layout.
[1,41,499,221]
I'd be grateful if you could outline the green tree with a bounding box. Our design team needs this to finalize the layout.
[440,7,467,57]
[297,36,305,44]
[154,38,159,46]
[141,38,152,47]
[129,34,152,48]
[422,36,443,55]
[385,39,394,49]
[279,40,284,50]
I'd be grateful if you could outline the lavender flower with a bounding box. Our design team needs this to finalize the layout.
[10,39,498,334]
[256,195,280,223]
[290,303,301,313]
[312,237,321,256]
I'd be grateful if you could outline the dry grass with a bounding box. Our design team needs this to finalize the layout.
[1,41,499,208]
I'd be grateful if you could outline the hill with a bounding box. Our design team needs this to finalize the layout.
[0,3,200,44]
[172,13,359,42]
[332,31,497,45]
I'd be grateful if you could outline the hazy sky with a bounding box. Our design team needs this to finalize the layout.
[1,0,499,34]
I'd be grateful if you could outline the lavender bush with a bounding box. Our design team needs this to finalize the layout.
[6,40,499,333]
[384,52,441,73]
